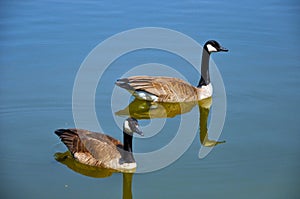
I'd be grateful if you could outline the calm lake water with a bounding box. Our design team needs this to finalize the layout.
[1,0,299,198]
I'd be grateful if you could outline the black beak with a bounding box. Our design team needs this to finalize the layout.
[133,124,143,136]
[219,46,228,52]
[127,117,144,136]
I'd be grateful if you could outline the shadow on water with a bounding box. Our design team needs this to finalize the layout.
[116,97,225,147]
[55,151,134,199]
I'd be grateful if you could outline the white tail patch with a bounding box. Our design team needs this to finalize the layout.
[133,90,158,101]
[206,44,218,52]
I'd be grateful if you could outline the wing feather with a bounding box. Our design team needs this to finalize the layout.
[55,129,122,162]
[76,130,122,161]
[116,76,198,102]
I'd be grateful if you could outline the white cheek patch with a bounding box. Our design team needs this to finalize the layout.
[206,44,218,52]
[124,120,131,132]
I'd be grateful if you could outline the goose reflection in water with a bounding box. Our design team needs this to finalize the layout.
[116,98,197,119]
[115,97,225,147]
[198,98,226,147]
[54,151,134,199]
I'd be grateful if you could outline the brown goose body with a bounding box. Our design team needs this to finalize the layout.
[55,127,138,172]
[116,76,212,103]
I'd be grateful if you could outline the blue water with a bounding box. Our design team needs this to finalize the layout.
[1,0,300,198]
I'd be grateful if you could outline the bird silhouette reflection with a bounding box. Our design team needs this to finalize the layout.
[54,151,134,199]
[115,97,225,147]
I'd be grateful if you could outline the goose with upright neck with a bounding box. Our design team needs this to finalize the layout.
[54,117,143,172]
[116,40,228,103]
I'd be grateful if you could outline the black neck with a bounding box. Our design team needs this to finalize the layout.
[123,131,133,152]
[197,47,211,87]
[122,131,135,163]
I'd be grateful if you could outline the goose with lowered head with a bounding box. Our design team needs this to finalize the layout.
[116,40,228,103]
[55,117,143,172]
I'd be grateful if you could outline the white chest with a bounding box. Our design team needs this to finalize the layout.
[198,83,213,100]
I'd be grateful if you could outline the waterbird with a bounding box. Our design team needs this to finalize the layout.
[116,40,228,103]
[55,117,143,172]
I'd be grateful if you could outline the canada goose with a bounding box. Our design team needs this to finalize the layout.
[54,117,143,172]
[116,40,228,103]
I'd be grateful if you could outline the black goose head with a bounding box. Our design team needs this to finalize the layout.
[204,40,228,54]
[123,117,143,136]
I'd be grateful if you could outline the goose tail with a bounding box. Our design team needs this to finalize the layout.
[54,129,86,155]
[115,78,135,91]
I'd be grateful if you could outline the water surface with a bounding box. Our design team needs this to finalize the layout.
[1,0,299,198]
